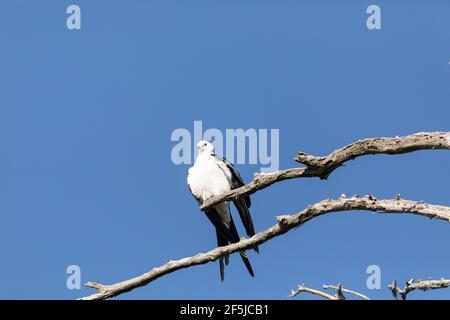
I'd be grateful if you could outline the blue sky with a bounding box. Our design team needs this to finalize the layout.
[0,0,449,300]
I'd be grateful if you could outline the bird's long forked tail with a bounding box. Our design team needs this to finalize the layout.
[207,208,255,280]
[233,199,259,254]
[229,216,255,278]
[238,250,255,278]
[216,229,230,282]
[212,214,255,280]
[215,230,254,280]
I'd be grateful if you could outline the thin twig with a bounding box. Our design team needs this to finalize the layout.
[289,284,337,300]
[323,284,369,300]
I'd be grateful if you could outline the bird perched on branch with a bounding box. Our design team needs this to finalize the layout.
[187,140,258,281]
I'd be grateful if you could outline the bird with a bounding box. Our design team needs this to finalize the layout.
[187,140,258,281]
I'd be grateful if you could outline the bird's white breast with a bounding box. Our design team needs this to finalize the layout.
[187,154,231,203]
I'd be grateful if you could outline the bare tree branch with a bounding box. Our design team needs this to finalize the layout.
[389,278,450,300]
[289,284,337,300]
[201,131,450,210]
[291,278,450,300]
[323,284,370,300]
[389,279,401,300]
[80,196,450,300]
[290,283,369,300]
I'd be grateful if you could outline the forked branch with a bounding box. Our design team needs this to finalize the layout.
[201,132,450,210]
[389,278,450,300]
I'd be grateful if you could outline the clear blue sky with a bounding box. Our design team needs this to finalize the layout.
[1,1,449,300]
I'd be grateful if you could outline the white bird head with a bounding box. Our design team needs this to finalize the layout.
[196,140,214,155]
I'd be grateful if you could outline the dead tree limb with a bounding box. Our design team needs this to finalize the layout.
[323,284,370,300]
[389,278,450,300]
[291,278,450,300]
[290,283,369,300]
[289,284,337,300]
[201,131,450,210]
[80,196,450,300]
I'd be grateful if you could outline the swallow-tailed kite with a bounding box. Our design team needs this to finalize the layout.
[187,141,258,281]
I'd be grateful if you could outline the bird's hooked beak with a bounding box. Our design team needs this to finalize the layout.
[196,141,214,155]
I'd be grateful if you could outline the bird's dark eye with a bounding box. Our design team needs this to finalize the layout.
[204,143,207,146]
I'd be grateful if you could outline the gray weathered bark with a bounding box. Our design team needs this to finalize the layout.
[389,278,450,300]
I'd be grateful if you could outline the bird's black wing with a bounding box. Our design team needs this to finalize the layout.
[204,207,240,244]
[213,154,251,207]
[214,155,258,252]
